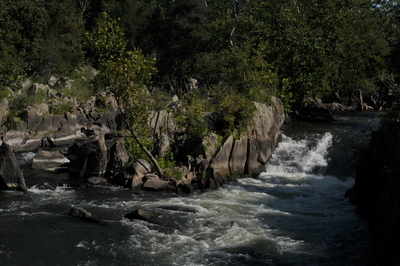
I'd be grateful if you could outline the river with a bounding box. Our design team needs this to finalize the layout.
[0,112,380,265]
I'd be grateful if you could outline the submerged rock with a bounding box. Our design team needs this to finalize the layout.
[68,206,105,224]
[124,209,159,222]
[0,143,27,192]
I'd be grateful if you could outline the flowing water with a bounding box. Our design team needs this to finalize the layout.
[0,112,380,265]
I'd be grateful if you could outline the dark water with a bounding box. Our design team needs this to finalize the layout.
[0,112,381,265]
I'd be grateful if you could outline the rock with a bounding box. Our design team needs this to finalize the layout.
[229,138,248,177]
[27,105,49,131]
[0,97,9,123]
[130,174,144,190]
[48,126,87,147]
[106,138,129,176]
[94,110,117,132]
[176,181,194,194]
[87,177,108,185]
[68,206,104,224]
[0,143,27,192]
[124,209,159,222]
[247,138,265,177]
[297,106,335,123]
[209,136,234,182]
[67,134,109,178]
[132,159,151,178]
[150,109,177,157]
[3,130,44,152]
[32,150,70,172]
[157,205,197,213]
[202,133,218,160]
[348,121,400,262]
[202,98,285,187]
[142,178,172,191]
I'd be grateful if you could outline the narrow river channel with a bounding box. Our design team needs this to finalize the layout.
[0,112,380,265]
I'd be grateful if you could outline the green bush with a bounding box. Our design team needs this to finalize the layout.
[173,91,210,157]
[208,85,255,137]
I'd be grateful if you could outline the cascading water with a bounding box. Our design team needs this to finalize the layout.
[0,112,379,265]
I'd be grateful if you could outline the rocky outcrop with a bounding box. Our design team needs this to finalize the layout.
[347,120,400,263]
[0,143,27,192]
[2,76,286,193]
[204,97,285,187]
[1,79,118,153]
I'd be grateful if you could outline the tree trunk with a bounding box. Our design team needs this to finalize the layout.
[116,101,164,179]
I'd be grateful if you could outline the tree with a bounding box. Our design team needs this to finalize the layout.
[86,13,163,178]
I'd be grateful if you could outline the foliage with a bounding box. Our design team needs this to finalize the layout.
[1,0,399,115]
[85,12,163,176]
[208,86,255,137]
[125,133,155,161]
[173,90,209,156]
[86,12,156,134]
[163,167,184,180]
[156,149,183,180]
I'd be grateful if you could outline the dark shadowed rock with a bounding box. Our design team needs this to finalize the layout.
[68,206,104,224]
[0,143,27,192]
[297,107,335,123]
[176,181,194,194]
[67,134,108,178]
[106,138,129,176]
[348,121,400,263]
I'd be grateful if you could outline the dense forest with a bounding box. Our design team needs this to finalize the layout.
[1,0,399,113]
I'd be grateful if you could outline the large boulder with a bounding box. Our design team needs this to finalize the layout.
[3,130,42,152]
[348,121,400,263]
[0,143,27,192]
[209,136,233,178]
[142,177,173,191]
[32,150,70,172]
[106,137,129,176]
[68,134,109,178]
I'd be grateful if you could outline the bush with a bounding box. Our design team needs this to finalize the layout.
[173,91,209,157]
[208,85,255,137]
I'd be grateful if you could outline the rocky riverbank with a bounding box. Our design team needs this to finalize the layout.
[0,77,285,193]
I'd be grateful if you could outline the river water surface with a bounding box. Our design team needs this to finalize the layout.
[0,112,380,265]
